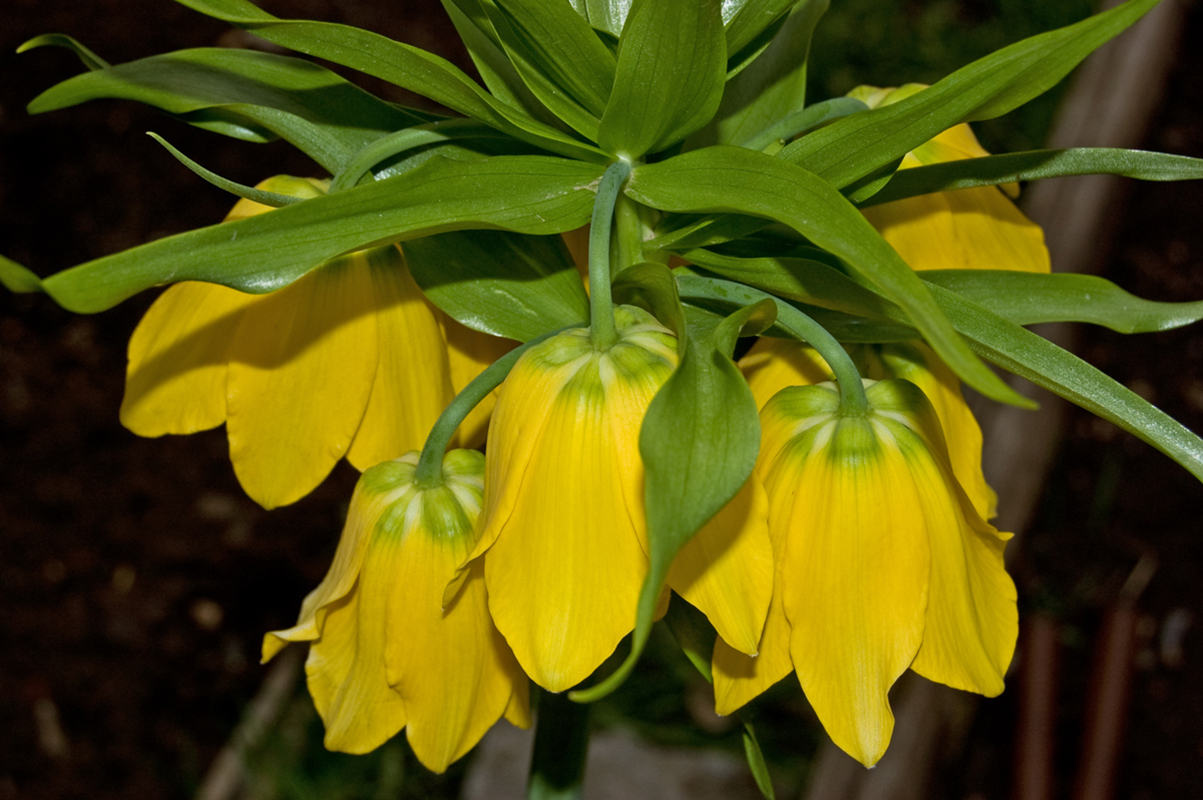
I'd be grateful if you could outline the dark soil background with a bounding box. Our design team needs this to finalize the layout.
[1,1,1201,799]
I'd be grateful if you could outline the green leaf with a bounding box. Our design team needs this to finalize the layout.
[489,0,616,119]
[566,0,632,37]
[663,599,717,683]
[612,262,687,340]
[724,0,810,69]
[782,0,1162,189]
[865,148,1203,206]
[463,0,610,140]
[18,34,110,70]
[742,725,776,800]
[691,0,827,149]
[597,0,726,158]
[626,146,1030,406]
[573,299,773,702]
[683,248,906,326]
[173,0,606,162]
[441,0,567,132]
[27,48,422,173]
[40,155,603,313]
[922,270,1203,333]
[404,230,590,342]
[329,119,514,191]
[0,255,44,294]
[147,132,304,206]
[929,283,1203,483]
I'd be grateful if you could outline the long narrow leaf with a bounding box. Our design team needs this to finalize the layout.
[627,146,1028,405]
[491,0,615,117]
[173,0,606,162]
[781,0,1162,188]
[922,271,1203,333]
[691,0,827,149]
[39,156,603,312]
[930,284,1203,483]
[597,0,726,157]
[27,48,425,172]
[865,147,1203,205]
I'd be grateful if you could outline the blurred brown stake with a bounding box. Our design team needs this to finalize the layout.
[1013,614,1060,800]
[1070,555,1156,800]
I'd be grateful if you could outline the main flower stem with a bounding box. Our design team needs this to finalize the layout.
[677,275,870,414]
[527,689,590,800]
[588,161,633,351]
[413,325,580,487]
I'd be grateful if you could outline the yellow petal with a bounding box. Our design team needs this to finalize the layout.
[306,544,408,754]
[863,185,1049,273]
[261,472,417,661]
[121,281,254,436]
[886,422,1018,697]
[739,336,834,410]
[226,252,378,509]
[776,416,929,768]
[668,476,773,656]
[478,362,651,691]
[874,342,997,519]
[383,485,526,773]
[712,490,793,715]
[712,582,792,716]
[442,315,519,449]
[467,312,676,691]
[346,248,455,471]
[264,468,422,753]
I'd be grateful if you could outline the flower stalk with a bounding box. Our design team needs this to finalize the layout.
[588,161,633,350]
[414,325,580,488]
[676,275,869,414]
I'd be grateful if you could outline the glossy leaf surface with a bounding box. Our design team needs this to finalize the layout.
[404,230,589,341]
[39,156,602,312]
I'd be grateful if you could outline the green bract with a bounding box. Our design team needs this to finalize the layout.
[7,0,1203,790]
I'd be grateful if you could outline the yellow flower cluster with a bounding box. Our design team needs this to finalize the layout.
[124,103,1044,771]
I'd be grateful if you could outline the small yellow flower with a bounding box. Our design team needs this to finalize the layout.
[119,176,513,509]
[740,336,997,519]
[852,83,1051,274]
[713,379,1017,767]
[456,306,773,692]
[262,450,529,772]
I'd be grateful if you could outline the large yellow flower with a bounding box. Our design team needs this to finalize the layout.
[454,305,774,692]
[853,83,1051,273]
[262,449,529,772]
[740,336,997,519]
[713,379,1017,767]
[119,176,513,509]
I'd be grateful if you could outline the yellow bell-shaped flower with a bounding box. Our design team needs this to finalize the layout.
[456,305,773,692]
[262,450,529,772]
[852,83,1051,274]
[740,336,997,519]
[714,378,1017,767]
[119,176,514,509]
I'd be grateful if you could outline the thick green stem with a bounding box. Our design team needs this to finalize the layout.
[527,690,591,800]
[413,326,578,487]
[588,161,632,350]
[677,276,869,414]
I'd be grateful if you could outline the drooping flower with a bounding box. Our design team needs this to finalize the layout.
[454,305,773,692]
[740,336,997,519]
[852,84,1051,274]
[714,378,1017,767]
[120,176,515,509]
[262,449,529,772]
